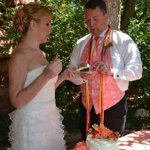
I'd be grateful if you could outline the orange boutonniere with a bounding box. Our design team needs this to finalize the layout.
[104,25,113,49]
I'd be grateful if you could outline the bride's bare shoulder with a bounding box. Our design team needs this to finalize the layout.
[9,46,28,65]
[11,45,29,57]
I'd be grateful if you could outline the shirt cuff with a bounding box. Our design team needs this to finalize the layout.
[112,68,127,80]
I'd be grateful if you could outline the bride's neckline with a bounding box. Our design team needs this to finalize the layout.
[27,65,47,75]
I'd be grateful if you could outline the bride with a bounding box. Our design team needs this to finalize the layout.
[8,2,74,150]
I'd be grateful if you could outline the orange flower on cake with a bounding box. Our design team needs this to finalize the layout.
[74,141,90,150]
[90,124,120,139]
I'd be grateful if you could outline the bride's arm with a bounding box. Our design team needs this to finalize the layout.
[55,68,76,88]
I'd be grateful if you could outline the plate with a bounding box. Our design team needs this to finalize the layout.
[76,66,93,74]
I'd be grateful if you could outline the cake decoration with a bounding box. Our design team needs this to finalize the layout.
[89,124,120,139]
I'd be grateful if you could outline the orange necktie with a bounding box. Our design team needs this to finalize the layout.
[92,36,101,64]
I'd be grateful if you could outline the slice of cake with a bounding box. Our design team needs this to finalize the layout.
[86,124,119,150]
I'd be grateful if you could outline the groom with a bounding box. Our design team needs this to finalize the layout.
[69,0,142,141]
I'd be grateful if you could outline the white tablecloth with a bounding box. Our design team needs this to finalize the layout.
[118,130,150,150]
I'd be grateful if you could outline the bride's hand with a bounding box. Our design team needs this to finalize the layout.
[61,67,76,81]
[43,58,62,79]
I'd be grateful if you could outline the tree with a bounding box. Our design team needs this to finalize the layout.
[121,0,137,30]
[104,0,121,29]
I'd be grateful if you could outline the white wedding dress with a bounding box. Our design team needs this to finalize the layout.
[9,66,66,150]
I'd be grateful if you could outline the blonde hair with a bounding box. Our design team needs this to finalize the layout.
[13,2,52,34]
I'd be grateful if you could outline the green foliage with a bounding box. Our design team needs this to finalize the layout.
[126,0,150,109]
[41,0,87,64]
[0,2,21,53]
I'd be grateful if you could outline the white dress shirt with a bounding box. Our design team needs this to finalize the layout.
[69,30,143,91]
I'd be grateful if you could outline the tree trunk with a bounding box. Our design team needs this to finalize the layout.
[121,0,137,30]
[104,0,121,30]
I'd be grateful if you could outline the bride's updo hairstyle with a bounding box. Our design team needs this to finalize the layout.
[13,2,52,34]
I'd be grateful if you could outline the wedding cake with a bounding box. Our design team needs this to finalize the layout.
[86,124,119,150]
[74,125,119,150]
[86,135,118,150]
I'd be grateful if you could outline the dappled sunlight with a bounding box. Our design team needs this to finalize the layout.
[118,130,150,150]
